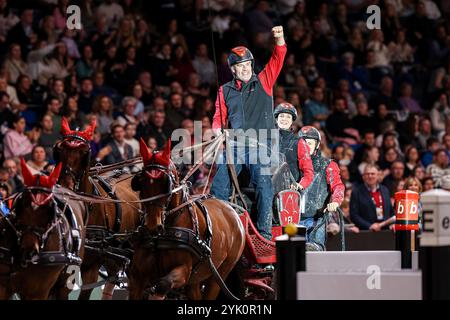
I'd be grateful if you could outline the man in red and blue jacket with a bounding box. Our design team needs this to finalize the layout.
[211,26,286,240]
[298,126,345,251]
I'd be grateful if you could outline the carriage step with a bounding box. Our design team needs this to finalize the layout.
[305,251,419,272]
[297,271,421,300]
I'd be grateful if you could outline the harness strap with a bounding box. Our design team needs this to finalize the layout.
[95,175,122,233]
[0,246,13,265]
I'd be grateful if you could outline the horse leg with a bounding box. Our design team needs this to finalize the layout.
[185,283,202,300]
[101,281,115,300]
[53,274,71,300]
[149,265,190,300]
[128,267,152,300]
[201,276,222,300]
[202,260,237,300]
[78,264,100,300]
[0,285,12,300]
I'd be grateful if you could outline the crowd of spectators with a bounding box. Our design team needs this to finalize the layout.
[1,0,450,234]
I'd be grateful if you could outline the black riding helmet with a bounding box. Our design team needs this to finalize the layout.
[227,46,254,68]
[298,126,321,154]
[273,102,298,121]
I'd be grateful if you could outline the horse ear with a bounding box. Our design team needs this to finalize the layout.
[139,138,151,165]
[48,163,62,186]
[131,174,142,191]
[60,117,72,136]
[82,119,96,141]
[20,158,35,186]
[162,139,171,165]
[154,139,171,167]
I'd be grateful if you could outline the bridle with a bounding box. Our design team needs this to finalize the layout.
[5,186,68,266]
[139,163,180,230]
[56,135,91,192]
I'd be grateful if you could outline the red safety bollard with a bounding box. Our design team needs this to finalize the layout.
[394,190,419,268]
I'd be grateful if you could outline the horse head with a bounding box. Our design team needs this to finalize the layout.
[53,117,96,191]
[15,159,62,267]
[132,139,177,234]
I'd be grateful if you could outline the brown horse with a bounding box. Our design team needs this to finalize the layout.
[128,139,245,300]
[53,118,141,300]
[0,160,86,300]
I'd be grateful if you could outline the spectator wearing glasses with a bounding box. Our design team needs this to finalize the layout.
[350,164,394,231]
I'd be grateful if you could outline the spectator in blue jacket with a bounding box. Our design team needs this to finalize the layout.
[350,164,394,231]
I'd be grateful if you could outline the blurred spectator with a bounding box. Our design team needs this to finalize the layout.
[337,51,368,95]
[76,44,96,79]
[124,122,139,158]
[413,165,426,182]
[92,71,116,97]
[358,146,380,176]
[137,110,169,149]
[38,15,58,44]
[45,96,63,134]
[53,0,69,31]
[117,96,138,127]
[38,114,61,161]
[96,123,132,165]
[62,95,85,129]
[426,148,450,187]
[388,29,414,67]
[3,114,34,159]
[243,0,273,37]
[0,1,19,50]
[0,91,13,137]
[3,43,28,84]
[369,76,402,111]
[78,78,95,114]
[41,42,73,86]
[421,137,441,167]
[350,164,394,231]
[171,45,195,85]
[26,145,48,174]
[61,28,81,60]
[0,181,11,211]
[382,160,406,196]
[90,95,114,138]
[354,130,376,164]
[422,176,435,191]
[398,82,423,114]
[326,97,360,145]
[192,43,216,86]
[417,117,433,151]
[6,8,36,58]
[404,146,422,177]
[430,93,450,135]
[2,157,23,193]
[352,100,376,136]
[303,86,329,126]
[96,0,124,29]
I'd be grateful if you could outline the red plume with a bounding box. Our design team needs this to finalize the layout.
[20,158,62,188]
[61,117,72,136]
[39,163,62,188]
[60,117,96,141]
[81,119,96,141]
[139,138,152,165]
[20,158,35,187]
[153,139,171,167]
[140,138,171,167]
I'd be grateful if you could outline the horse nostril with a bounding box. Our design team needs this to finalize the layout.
[157,224,164,234]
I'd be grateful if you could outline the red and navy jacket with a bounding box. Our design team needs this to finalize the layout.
[303,154,345,218]
[213,44,287,131]
[279,129,314,189]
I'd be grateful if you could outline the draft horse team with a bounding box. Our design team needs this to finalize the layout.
[0,118,248,300]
